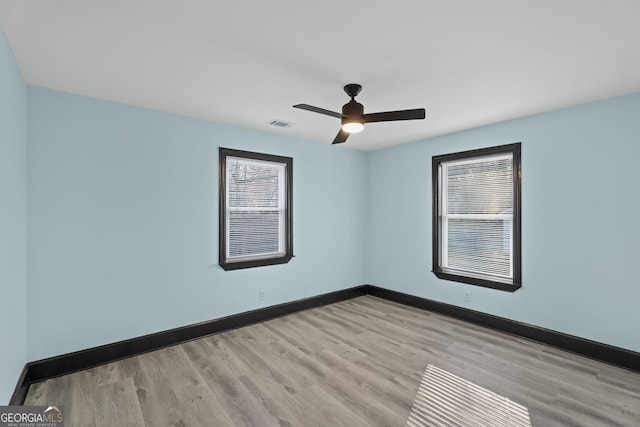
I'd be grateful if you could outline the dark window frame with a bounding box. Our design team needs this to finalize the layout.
[219,147,293,271]
[432,143,522,292]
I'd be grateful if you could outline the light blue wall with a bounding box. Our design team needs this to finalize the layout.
[367,92,640,352]
[0,29,27,402]
[19,77,640,368]
[27,87,368,360]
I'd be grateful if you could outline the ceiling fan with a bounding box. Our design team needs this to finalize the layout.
[293,83,426,144]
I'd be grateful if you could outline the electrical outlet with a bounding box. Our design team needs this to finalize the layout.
[260,289,266,301]
[464,292,470,302]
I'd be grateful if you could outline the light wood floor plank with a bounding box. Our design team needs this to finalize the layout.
[93,377,146,427]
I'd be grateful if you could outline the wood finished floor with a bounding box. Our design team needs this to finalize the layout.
[25,296,640,426]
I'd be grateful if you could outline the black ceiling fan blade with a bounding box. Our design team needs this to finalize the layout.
[332,128,350,144]
[363,108,426,123]
[293,104,342,119]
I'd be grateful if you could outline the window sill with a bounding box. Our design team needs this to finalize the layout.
[433,270,521,292]
[220,254,293,271]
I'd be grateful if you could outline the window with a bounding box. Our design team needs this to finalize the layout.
[219,148,293,270]
[432,143,521,291]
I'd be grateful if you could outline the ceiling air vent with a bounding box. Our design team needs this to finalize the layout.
[267,119,294,128]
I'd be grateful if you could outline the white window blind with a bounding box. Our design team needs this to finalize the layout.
[226,156,286,262]
[439,153,514,283]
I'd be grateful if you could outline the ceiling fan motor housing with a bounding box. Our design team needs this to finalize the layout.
[342,100,364,125]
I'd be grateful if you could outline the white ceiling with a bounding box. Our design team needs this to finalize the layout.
[1,1,640,151]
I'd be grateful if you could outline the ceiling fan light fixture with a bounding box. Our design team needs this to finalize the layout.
[342,121,364,133]
[292,83,425,145]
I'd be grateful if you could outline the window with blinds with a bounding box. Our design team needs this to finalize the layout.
[432,143,521,291]
[219,148,293,271]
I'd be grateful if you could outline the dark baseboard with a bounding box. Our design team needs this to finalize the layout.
[366,285,640,373]
[11,283,640,405]
[9,285,369,405]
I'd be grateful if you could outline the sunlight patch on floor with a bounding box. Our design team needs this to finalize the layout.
[406,364,532,427]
